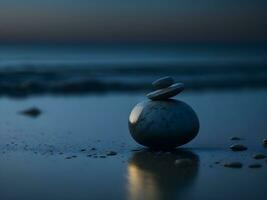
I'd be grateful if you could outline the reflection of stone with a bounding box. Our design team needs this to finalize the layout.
[128,100,199,149]
[127,150,199,200]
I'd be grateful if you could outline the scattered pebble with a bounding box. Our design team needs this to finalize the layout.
[224,162,243,168]
[214,161,220,164]
[65,157,72,159]
[131,148,142,152]
[106,151,117,156]
[263,139,267,148]
[248,164,262,168]
[174,158,195,167]
[91,148,96,151]
[72,155,77,158]
[80,149,86,152]
[100,155,106,158]
[230,144,247,151]
[230,137,242,141]
[19,107,42,118]
[253,153,266,160]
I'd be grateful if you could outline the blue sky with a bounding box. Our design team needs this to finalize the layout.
[0,0,266,42]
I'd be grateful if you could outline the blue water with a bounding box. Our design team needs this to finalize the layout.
[0,43,267,97]
[0,43,266,69]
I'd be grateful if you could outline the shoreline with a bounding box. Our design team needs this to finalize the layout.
[1,65,267,97]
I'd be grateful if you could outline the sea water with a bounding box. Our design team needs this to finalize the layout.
[0,42,266,97]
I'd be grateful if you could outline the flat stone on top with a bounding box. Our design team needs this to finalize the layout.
[147,83,184,100]
[152,76,174,90]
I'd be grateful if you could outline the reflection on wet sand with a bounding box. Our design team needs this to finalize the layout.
[127,150,199,200]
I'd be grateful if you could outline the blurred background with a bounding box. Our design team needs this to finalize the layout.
[0,0,267,97]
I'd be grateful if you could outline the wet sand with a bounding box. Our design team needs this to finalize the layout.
[1,89,267,200]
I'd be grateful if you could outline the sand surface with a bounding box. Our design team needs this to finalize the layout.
[1,89,267,200]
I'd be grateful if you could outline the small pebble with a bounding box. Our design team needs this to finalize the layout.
[152,76,174,90]
[230,144,247,151]
[248,164,262,168]
[80,149,86,152]
[174,159,195,167]
[230,137,242,141]
[100,155,106,158]
[263,139,267,147]
[214,161,220,164]
[19,107,42,118]
[72,155,77,158]
[65,157,72,159]
[253,153,266,160]
[224,162,243,168]
[106,151,117,156]
[131,148,142,152]
[91,148,96,151]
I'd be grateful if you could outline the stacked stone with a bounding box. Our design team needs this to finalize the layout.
[128,76,199,150]
[147,76,184,100]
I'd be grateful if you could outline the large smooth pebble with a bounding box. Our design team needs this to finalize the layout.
[128,99,199,149]
[152,76,174,90]
[147,83,184,100]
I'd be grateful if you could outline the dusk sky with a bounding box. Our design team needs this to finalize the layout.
[0,0,267,42]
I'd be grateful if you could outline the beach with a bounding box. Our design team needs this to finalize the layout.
[1,88,267,200]
[1,1,267,199]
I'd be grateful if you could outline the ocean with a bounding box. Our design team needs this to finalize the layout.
[0,42,267,97]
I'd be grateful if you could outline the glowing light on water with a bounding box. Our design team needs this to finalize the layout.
[127,164,159,200]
